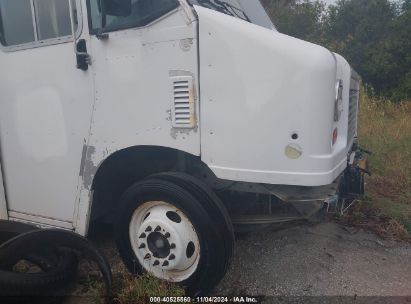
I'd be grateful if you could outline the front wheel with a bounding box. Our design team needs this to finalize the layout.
[114,178,233,296]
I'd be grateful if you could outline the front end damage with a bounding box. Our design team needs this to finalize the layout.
[335,144,371,213]
[193,5,368,226]
[210,144,370,228]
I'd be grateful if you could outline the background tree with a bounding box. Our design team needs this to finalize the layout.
[261,0,326,44]
[261,0,411,101]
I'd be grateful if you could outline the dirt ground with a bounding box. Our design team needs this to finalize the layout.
[88,221,411,301]
[215,222,411,297]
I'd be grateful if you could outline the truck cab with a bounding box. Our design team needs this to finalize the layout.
[0,0,366,295]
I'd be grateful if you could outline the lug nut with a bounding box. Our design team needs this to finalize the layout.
[162,261,169,267]
[139,233,146,239]
[164,232,170,238]
[139,243,146,249]
[169,254,175,260]
[144,253,151,260]
[155,226,161,232]
[153,260,160,266]
[170,243,176,249]
[145,226,152,232]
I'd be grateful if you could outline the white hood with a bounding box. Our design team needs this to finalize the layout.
[195,5,355,186]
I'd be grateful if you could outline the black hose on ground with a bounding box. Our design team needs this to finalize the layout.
[0,220,112,299]
[0,220,39,243]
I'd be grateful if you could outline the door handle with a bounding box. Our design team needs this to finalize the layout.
[76,39,91,71]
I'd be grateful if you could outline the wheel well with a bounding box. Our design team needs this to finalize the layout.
[89,146,210,222]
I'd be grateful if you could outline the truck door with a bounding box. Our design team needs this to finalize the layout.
[0,0,93,226]
[84,1,200,159]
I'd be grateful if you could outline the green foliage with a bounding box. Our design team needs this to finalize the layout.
[261,0,411,101]
[261,0,327,44]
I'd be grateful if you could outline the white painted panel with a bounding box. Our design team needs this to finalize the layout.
[85,8,200,172]
[196,6,352,186]
[72,6,200,235]
[14,88,68,161]
[0,3,94,223]
[9,211,72,229]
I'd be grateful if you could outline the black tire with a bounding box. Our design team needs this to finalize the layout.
[0,249,78,297]
[114,178,232,296]
[150,172,234,274]
[0,223,80,297]
[0,220,57,271]
[0,229,112,294]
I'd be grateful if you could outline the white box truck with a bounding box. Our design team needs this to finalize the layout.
[0,0,368,295]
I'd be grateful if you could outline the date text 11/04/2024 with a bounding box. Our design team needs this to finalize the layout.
[150,296,260,303]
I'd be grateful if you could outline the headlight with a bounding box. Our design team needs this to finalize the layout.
[334,80,343,121]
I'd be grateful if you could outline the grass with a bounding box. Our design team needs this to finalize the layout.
[341,92,411,239]
[113,273,185,304]
[77,272,185,304]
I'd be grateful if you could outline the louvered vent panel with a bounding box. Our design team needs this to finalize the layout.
[171,76,196,128]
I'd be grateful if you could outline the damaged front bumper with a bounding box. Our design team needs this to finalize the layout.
[213,144,371,224]
[326,144,371,213]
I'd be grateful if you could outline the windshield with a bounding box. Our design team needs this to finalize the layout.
[188,0,276,30]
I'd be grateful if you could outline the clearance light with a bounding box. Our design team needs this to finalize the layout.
[334,80,343,121]
[332,128,338,146]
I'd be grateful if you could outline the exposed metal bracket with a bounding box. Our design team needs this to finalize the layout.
[232,214,302,225]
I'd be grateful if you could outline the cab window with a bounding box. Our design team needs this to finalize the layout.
[0,0,35,46]
[87,0,179,34]
[0,0,78,47]
[34,0,74,40]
